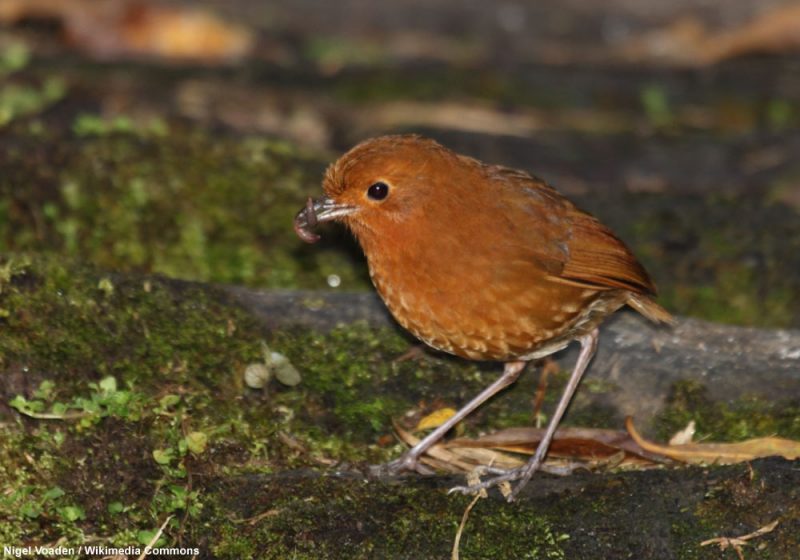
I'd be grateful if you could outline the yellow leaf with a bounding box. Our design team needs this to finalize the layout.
[416,408,457,431]
[626,417,800,464]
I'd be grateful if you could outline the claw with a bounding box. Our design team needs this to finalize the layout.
[369,453,434,478]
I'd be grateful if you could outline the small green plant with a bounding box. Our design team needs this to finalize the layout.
[6,374,211,544]
[10,376,146,428]
[640,84,674,128]
[766,99,795,130]
[0,78,65,127]
[1,484,83,523]
[0,42,30,77]
[148,417,208,527]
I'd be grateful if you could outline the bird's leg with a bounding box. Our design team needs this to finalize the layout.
[507,328,598,499]
[450,328,599,501]
[370,360,528,477]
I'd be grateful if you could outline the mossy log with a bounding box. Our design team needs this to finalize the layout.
[229,287,800,422]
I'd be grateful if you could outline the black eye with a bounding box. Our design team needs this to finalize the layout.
[367,182,389,201]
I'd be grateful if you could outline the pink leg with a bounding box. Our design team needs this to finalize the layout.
[372,361,528,476]
[451,328,599,501]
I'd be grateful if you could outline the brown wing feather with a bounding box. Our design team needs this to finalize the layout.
[483,164,570,275]
[487,164,656,296]
[559,211,656,295]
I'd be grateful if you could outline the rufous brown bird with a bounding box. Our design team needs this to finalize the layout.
[294,134,672,501]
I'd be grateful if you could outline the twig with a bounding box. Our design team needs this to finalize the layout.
[532,358,558,427]
[451,470,488,560]
[136,515,174,560]
[451,493,481,560]
[700,519,779,559]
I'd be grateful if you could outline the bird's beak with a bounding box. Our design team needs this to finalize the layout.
[294,196,357,244]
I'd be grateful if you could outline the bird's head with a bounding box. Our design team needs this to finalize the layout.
[294,135,460,244]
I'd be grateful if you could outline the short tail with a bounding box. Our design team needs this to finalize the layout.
[626,293,675,325]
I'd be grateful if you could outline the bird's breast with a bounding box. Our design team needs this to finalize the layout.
[364,242,605,361]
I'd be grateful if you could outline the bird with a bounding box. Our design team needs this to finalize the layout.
[294,134,672,501]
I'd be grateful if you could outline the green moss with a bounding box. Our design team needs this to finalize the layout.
[72,113,168,137]
[0,123,370,290]
[663,268,795,327]
[0,255,390,544]
[3,87,800,327]
[0,254,627,548]
[607,191,800,328]
[208,477,568,559]
[269,324,525,459]
[0,254,536,547]
[0,41,64,126]
[655,380,800,442]
[305,37,388,70]
[0,42,30,77]
[687,463,800,559]
[202,458,799,559]
[640,84,675,128]
[0,78,65,127]
[766,99,796,130]
[3,255,797,556]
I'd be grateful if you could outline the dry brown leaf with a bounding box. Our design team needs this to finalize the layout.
[0,0,253,62]
[394,422,668,474]
[357,101,628,138]
[700,5,800,63]
[448,426,663,464]
[620,5,800,66]
[626,417,800,464]
[395,424,523,473]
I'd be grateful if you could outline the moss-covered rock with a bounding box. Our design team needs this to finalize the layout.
[0,122,370,291]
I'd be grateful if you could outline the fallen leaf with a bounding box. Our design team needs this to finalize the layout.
[395,424,522,473]
[415,407,457,431]
[626,417,800,464]
[393,423,665,475]
[449,426,664,464]
[619,5,800,66]
[669,420,696,445]
[0,0,254,62]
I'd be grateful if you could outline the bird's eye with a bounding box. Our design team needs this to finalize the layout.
[367,182,389,201]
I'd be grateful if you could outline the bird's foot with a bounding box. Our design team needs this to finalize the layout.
[448,465,528,501]
[449,459,582,502]
[368,452,435,478]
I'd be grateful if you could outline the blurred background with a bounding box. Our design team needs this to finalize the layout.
[1,0,799,327]
[3,3,800,555]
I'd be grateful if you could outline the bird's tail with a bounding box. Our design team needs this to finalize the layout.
[626,293,675,325]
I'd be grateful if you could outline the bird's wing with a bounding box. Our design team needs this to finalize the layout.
[558,209,656,295]
[489,165,656,296]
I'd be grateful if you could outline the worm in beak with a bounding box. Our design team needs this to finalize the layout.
[293,196,357,243]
